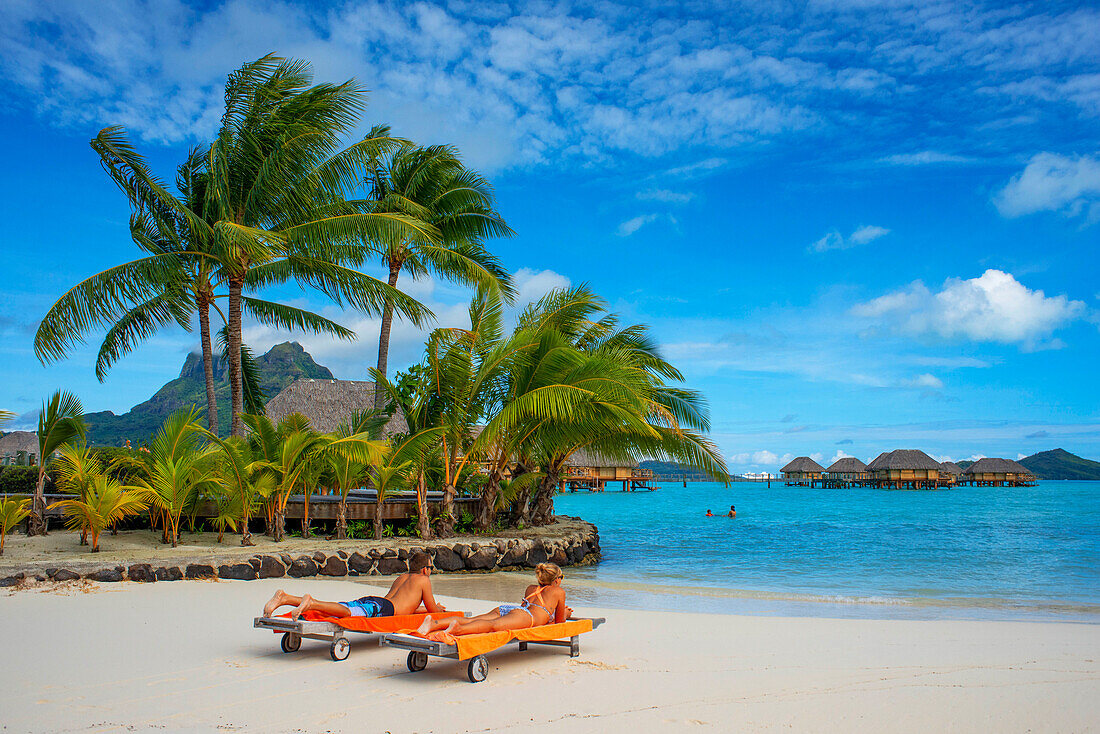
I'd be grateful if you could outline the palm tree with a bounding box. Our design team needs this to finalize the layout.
[53,444,106,545]
[27,391,87,536]
[370,428,443,539]
[131,408,218,547]
[363,145,515,401]
[200,432,273,546]
[0,498,30,555]
[36,55,438,437]
[322,411,389,539]
[48,475,147,552]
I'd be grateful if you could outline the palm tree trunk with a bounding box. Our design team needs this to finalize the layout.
[28,468,47,536]
[439,482,456,537]
[476,471,501,532]
[373,260,402,409]
[273,507,286,542]
[241,509,254,546]
[302,489,312,539]
[373,496,384,540]
[227,278,245,437]
[416,473,431,539]
[336,498,348,540]
[532,468,560,526]
[198,297,219,435]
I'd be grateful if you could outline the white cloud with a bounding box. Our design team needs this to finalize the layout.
[879,151,974,166]
[994,152,1100,223]
[728,449,791,468]
[900,373,944,390]
[852,269,1087,349]
[809,224,890,253]
[636,188,695,204]
[616,214,660,237]
[828,450,853,465]
[512,268,571,307]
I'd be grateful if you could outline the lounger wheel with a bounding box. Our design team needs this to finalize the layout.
[407,651,428,672]
[467,655,488,683]
[330,636,351,661]
[280,632,301,653]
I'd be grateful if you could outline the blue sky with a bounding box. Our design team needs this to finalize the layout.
[1,0,1098,470]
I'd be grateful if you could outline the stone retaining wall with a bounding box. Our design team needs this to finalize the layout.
[0,522,600,588]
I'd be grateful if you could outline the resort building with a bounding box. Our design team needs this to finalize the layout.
[265,379,408,435]
[962,458,1036,487]
[939,461,964,485]
[781,456,825,487]
[823,457,870,487]
[562,449,653,491]
[866,449,944,489]
[0,430,38,465]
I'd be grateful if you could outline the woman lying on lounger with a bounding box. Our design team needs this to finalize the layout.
[417,563,572,637]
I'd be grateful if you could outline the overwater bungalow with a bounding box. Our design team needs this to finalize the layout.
[962,458,1036,487]
[266,378,408,435]
[866,449,944,489]
[824,457,870,487]
[939,461,963,485]
[781,456,825,487]
[562,449,653,491]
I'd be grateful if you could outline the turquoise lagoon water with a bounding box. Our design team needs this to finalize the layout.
[553,481,1100,622]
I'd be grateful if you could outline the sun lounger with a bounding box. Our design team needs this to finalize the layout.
[253,610,463,661]
[378,617,606,682]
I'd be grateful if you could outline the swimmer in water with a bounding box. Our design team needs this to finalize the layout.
[705,509,713,517]
[727,505,736,517]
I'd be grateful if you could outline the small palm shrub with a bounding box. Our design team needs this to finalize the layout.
[0,497,30,555]
[48,476,146,552]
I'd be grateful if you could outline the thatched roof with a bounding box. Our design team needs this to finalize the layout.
[963,457,1032,475]
[782,456,825,473]
[564,448,639,469]
[0,431,38,457]
[939,461,963,475]
[866,449,941,471]
[265,379,408,436]
[826,457,867,474]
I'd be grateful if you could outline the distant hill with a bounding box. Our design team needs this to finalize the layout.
[1020,449,1100,481]
[84,342,333,446]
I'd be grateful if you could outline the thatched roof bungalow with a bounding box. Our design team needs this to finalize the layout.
[265,379,408,436]
[781,456,825,485]
[939,460,963,484]
[867,449,942,487]
[962,458,1035,486]
[825,456,869,481]
[0,431,39,465]
[564,448,641,480]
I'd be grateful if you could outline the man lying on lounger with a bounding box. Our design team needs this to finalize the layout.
[262,551,445,620]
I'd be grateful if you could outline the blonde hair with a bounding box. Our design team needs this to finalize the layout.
[535,562,562,586]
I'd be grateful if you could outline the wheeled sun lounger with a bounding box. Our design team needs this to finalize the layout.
[379,617,606,682]
[254,611,463,661]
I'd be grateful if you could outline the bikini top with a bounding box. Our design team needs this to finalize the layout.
[520,586,555,621]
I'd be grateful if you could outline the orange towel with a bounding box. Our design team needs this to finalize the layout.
[410,619,595,659]
[277,610,462,634]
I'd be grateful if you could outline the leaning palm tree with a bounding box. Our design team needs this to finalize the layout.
[0,497,30,555]
[48,475,147,552]
[362,145,515,401]
[27,391,87,536]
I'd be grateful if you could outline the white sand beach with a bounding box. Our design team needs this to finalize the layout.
[2,577,1098,733]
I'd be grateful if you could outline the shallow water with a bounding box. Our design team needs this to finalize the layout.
[552,480,1100,622]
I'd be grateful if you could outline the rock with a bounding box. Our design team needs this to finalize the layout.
[45,568,59,578]
[320,556,348,576]
[397,548,408,560]
[348,552,372,574]
[566,541,585,565]
[218,563,258,580]
[128,564,156,583]
[465,546,499,570]
[549,547,568,565]
[0,575,22,588]
[336,551,348,559]
[279,553,295,568]
[52,569,81,582]
[34,574,46,582]
[155,566,183,581]
[432,546,464,572]
[381,548,398,559]
[452,543,471,559]
[312,551,327,563]
[257,555,286,579]
[524,543,549,567]
[368,548,383,560]
[377,557,408,575]
[88,567,124,583]
[248,558,261,572]
[288,558,318,578]
[494,539,509,554]
[185,564,216,580]
[500,539,532,566]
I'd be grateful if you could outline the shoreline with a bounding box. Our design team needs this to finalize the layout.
[2,576,1097,732]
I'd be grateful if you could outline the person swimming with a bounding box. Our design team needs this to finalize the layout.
[417,563,571,638]
[705,509,713,516]
[727,505,736,517]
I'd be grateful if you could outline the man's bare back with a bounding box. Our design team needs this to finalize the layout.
[384,572,446,615]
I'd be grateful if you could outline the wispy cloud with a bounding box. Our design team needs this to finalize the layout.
[994,152,1100,224]
[809,225,890,253]
[636,188,695,204]
[879,151,974,166]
